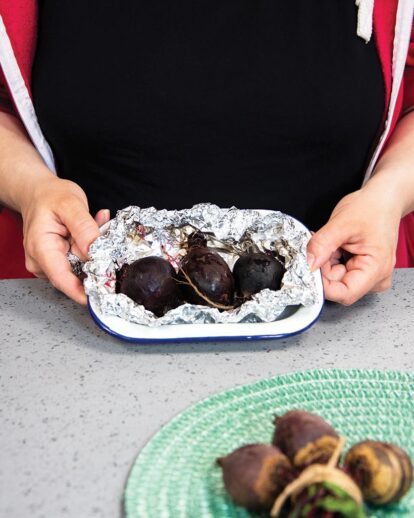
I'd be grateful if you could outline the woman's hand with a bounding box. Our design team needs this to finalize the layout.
[21,176,110,304]
[307,182,402,305]
[308,110,414,305]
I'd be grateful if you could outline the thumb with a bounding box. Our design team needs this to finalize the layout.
[94,208,111,228]
[60,199,101,259]
[307,219,349,272]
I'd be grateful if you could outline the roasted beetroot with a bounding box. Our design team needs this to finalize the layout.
[272,409,340,469]
[217,444,293,512]
[178,246,234,308]
[117,257,182,317]
[233,252,285,300]
[344,440,413,504]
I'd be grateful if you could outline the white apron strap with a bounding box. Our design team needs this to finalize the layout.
[356,0,375,42]
[0,15,56,173]
[363,0,414,183]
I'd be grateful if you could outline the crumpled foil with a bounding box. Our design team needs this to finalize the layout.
[72,204,319,326]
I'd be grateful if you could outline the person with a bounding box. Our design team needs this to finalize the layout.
[0,0,414,306]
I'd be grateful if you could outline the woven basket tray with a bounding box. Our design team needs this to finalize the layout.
[124,369,414,517]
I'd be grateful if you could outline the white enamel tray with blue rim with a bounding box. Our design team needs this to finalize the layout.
[87,213,324,343]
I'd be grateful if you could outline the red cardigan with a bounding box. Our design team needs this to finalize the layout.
[1,0,414,278]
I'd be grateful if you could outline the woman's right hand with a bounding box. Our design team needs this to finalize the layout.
[21,176,109,304]
[0,111,108,303]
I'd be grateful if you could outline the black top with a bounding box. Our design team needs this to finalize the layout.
[33,1,384,230]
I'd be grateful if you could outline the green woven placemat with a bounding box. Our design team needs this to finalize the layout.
[124,369,414,518]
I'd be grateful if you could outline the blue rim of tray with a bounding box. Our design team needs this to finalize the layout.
[88,293,324,344]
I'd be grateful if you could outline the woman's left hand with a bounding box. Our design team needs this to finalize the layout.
[306,183,402,305]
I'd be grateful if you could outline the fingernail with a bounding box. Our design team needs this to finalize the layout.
[307,253,315,271]
[103,209,110,220]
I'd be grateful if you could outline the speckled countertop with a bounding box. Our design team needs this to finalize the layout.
[1,271,413,518]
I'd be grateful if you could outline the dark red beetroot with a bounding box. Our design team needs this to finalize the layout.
[233,252,285,300]
[272,410,339,469]
[217,443,293,512]
[117,257,182,317]
[178,232,234,308]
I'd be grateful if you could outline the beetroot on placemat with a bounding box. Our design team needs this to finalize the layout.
[272,409,340,469]
[344,440,413,505]
[217,443,293,512]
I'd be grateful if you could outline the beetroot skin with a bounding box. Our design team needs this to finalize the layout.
[272,409,339,469]
[178,246,234,308]
[117,256,182,317]
[233,252,285,300]
[217,443,293,511]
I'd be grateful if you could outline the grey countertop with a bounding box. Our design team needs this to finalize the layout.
[1,271,413,518]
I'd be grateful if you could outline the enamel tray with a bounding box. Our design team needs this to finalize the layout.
[87,217,324,343]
